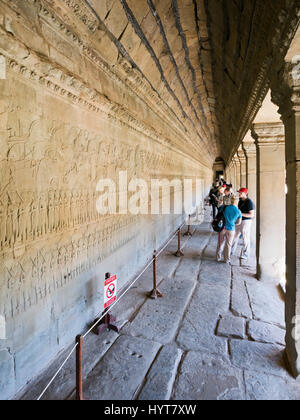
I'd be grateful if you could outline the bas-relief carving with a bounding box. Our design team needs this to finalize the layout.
[0,1,209,323]
[0,214,140,318]
[0,79,205,320]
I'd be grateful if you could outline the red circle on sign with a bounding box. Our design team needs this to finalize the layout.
[106,284,115,299]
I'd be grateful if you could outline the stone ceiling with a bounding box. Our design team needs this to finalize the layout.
[86,0,300,164]
[4,0,299,166]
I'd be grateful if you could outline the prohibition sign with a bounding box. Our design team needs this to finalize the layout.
[106,283,115,299]
[104,274,117,309]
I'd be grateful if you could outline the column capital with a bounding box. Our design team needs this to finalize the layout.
[232,154,240,166]
[237,146,246,162]
[251,122,285,147]
[271,61,300,121]
[243,138,256,157]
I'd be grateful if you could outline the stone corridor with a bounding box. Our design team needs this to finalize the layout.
[20,208,300,401]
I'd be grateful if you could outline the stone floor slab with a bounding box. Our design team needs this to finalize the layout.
[176,317,228,356]
[172,351,244,400]
[245,280,285,327]
[200,259,231,288]
[231,275,253,319]
[137,344,182,400]
[244,371,300,400]
[248,320,285,346]
[83,335,160,400]
[176,284,229,356]
[122,275,197,344]
[230,340,287,378]
[217,316,246,339]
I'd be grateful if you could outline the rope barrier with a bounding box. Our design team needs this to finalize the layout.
[36,217,192,400]
[82,220,186,338]
[37,343,78,401]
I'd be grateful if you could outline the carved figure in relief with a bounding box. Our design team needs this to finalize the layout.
[53,191,60,233]
[48,190,55,234]
[58,191,64,230]
[30,196,39,240]
[70,191,76,228]
[6,196,15,247]
[64,191,70,229]
[38,193,47,237]
[17,193,26,242]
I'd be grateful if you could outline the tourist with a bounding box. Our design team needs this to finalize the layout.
[209,183,220,219]
[223,187,232,206]
[216,186,226,208]
[232,188,255,260]
[216,195,242,264]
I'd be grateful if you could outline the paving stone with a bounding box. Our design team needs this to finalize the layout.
[121,273,198,344]
[176,317,228,356]
[217,316,246,339]
[244,371,300,400]
[138,344,182,400]
[248,320,285,346]
[202,235,218,261]
[245,279,285,327]
[172,352,244,400]
[176,284,229,356]
[83,335,160,400]
[200,259,231,288]
[174,253,202,281]
[231,275,252,319]
[230,340,288,378]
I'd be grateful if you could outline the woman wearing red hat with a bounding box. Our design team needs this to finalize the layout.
[232,188,255,260]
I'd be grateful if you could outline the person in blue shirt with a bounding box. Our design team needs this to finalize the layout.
[217,195,242,264]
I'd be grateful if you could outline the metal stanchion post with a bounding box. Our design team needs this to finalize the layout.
[150,250,163,299]
[76,335,83,401]
[184,215,193,237]
[174,227,184,257]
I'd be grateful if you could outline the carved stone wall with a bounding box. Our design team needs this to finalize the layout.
[0,0,212,399]
[1,0,298,399]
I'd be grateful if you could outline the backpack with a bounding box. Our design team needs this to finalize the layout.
[212,209,226,233]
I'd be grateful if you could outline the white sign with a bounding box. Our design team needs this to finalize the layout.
[104,274,117,309]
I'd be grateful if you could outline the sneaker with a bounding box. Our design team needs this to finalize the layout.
[241,255,248,261]
[217,257,223,262]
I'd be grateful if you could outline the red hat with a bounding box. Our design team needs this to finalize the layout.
[238,188,248,194]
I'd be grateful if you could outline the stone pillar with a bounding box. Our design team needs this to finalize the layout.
[243,137,257,244]
[229,163,234,186]
[272,63,300,377]
[233,155,241,190]
[238,146,247,188]
[251,122,285,284]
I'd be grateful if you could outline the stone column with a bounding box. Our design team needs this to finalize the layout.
[251,122,285,284]
[233,155,241,190]
[238,146,247,188]
[243,137,257,244]
[229,163,234,186]
[272,63,300,377]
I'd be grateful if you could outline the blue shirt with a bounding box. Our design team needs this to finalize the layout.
[220,205,242,231]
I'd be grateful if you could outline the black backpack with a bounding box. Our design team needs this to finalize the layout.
[212,209,226,233]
